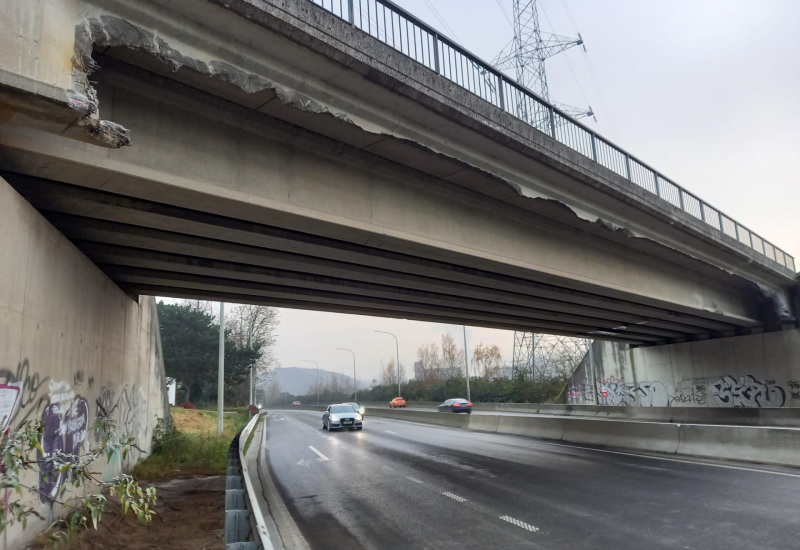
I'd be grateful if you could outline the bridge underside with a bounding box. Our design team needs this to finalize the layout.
[0,1,795,346]
[0,171,763,347]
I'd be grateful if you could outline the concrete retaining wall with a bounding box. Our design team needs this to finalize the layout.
[0,177,168,550]
[568,333,800,409]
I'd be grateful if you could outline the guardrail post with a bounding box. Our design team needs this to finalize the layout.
[590,133,597,161]
[717,211,724,233]
[652,171,661,197]
[748,231,754,249]
[548,106,556,138]
[734,222,740,242]
[498,75,505,110]
[678,188,685,211]
[699,200,706,222]
[433,33,440,74]
[347,0,354,24]
[624,154,632,181]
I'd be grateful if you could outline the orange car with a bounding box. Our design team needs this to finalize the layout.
[389,397,406,408]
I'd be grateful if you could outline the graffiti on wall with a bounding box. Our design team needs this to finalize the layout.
[1,360,151,504]
[567,384,595,402]
[596,377,635,406]
[670,379,707,406]
[589,374,791,408]
[39,380,90,503]
[709,375,786,408]
[0,359,51,429]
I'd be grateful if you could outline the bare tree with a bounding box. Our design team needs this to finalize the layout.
[441,333,465,378]
[228,304,280,375]
[416,342,441,383]
[379,357,406,389]
[181,299,213,316]
[472,343,503,378]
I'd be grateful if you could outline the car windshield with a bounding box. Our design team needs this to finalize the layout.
[331,405,354,414]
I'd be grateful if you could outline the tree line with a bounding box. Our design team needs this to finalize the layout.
[264,332,586,406]
[158,300,279,406]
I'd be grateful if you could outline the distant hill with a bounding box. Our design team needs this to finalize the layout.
[269,366,367,395]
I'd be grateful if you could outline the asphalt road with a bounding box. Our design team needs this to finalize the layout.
[265,410,800,549]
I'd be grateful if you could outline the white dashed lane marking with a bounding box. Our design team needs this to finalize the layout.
[385,430,397,435]
[499,515,539,533]
[442,492,468,503]
[405,476,425,485]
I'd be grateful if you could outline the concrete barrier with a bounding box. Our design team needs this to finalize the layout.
[561,419,680,454]
[466,414,500,433]
[495,415,566,441]
[677,424,800,467]
[368,408,469,429]
[361,407,800,468]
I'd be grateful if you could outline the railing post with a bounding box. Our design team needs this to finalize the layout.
[678,188,685,211]
[699,200,706,222]
[734,222,740,242]
[717,211,724,233]
[652,171,661,197]
[498,75,505,111]
[548,106,556,138]
[624,154,632,181]
[433,33,440,74]
[748,231,754,249]
[590,133,597,162]
[347,0,354,24]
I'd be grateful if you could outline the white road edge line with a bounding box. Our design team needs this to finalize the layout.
[442,492,468,503]
[309,446,329,461]
[543,441,800,479]
[499,515,539,533]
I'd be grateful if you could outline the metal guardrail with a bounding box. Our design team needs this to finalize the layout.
[225,413,271,550]
[308,0,795,272]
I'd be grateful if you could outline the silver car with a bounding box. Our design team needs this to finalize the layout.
[346,402,366,417]
[322,403,364,431]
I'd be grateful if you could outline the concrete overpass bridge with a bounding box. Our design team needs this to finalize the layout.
[1,1,799,547]
[1,0,797,348]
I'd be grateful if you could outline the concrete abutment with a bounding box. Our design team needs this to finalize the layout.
[0,176,168,550]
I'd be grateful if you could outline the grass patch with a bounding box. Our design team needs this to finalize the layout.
[133,408,250,480]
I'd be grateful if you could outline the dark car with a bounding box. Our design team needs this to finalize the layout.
[322,403,364,431]
[438,398,472,413]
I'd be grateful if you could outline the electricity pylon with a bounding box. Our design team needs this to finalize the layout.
[493,0,593,121]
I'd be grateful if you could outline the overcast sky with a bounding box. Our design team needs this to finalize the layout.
[176,1,800,387]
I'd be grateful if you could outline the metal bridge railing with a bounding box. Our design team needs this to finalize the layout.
[307,0,795,272]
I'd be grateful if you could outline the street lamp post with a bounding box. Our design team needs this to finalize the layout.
[462,325,471,402]
[337,348,357,402]
[304,360,319,404]
[374,330,401,398]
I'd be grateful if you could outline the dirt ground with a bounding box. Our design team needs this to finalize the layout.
[27,476,227,550]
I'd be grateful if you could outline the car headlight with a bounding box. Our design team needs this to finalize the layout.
[358,407,365,415]
[355,414,362,421]
[330,415,339,422]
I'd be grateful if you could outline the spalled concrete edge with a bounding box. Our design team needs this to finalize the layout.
[370,408,800,469]
[256,416,311,550]
[239,412,274,549]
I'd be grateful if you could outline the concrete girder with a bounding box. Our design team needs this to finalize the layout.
[9,176,755,337]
